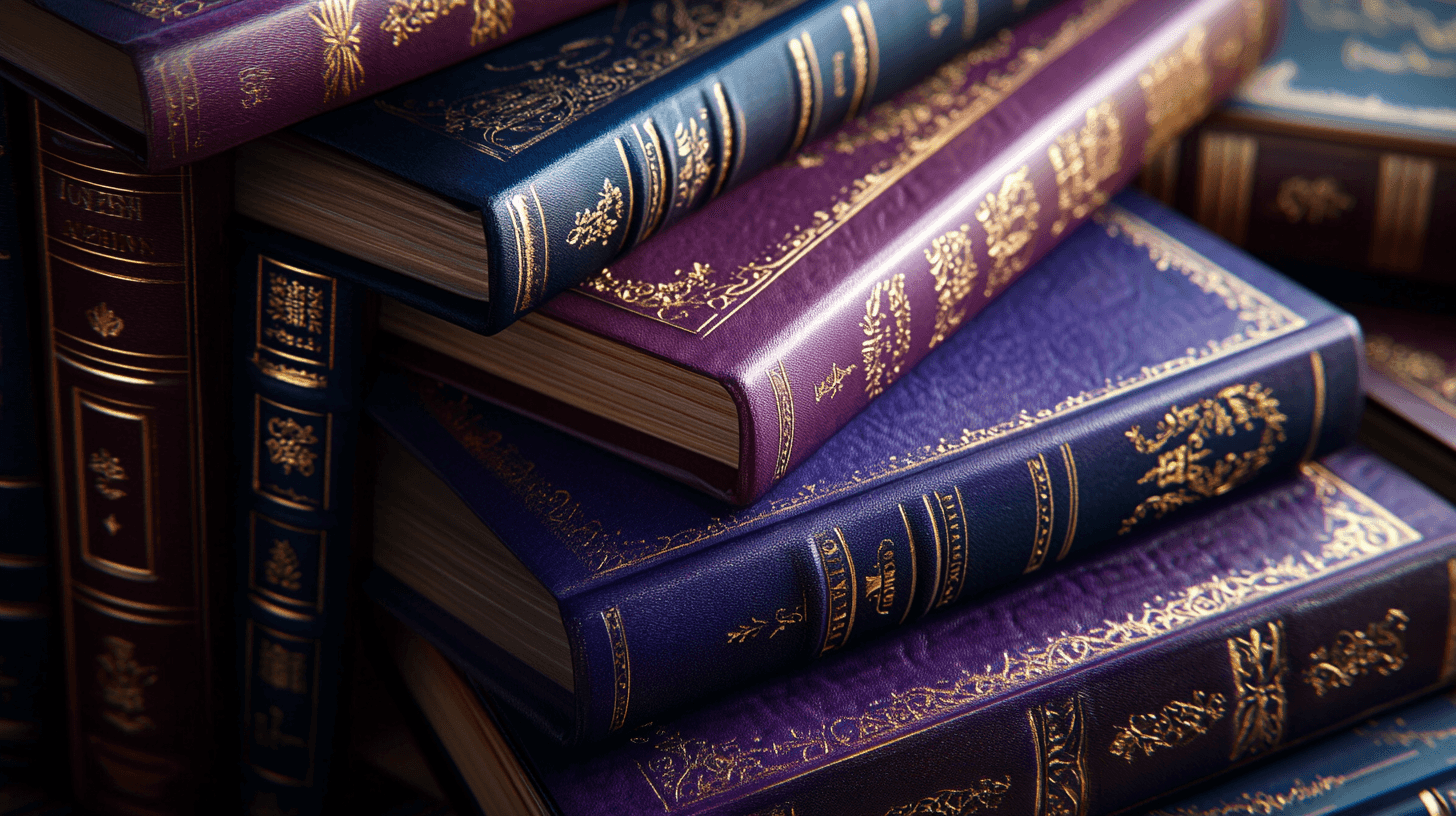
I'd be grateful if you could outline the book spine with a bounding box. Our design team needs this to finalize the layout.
[720,0,1282,501]
[0,84,50,774]
[1138,116,1456,284]
[478,0,1049,329]
[31,100,232,814]
[234,241,370,815]
[562,310,1362,741]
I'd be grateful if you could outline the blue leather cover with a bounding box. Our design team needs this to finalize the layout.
[233,235,372,815]
[366,190,1367,744]
[294,0,1052,331]
[417,448,1456,816]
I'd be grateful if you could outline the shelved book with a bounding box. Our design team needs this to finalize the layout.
[382,447,1456,816]
[364,190,1362,745]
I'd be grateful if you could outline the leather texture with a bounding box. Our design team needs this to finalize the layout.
[29,0,613,169]
[366,188,1365,744]
[441,448,1456,816]
[295,0,1054,332]
[1358,306,1456,455]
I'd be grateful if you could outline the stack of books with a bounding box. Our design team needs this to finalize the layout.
[0,0,1452,814]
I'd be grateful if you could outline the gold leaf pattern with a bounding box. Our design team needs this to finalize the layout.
[567,178,626,248]
[861,274,912,399]
[886,777,1010,816]
[469,0,515,46]
[1109,691,1227,762]
[88,449,128,500]
[239,67,275,109]
[381,0,466,46]
[673,112,714,212]
[923,224,978,348]
[1140,25,1212,160]
[1366,334,1456,412]
[1302,609,1408,695]
[87,303,124,338]
[814,363,856,402]
[725,605,806,644]
[1049,101,1122,236]
[1229,621,1287,760]
[974,165,1039,297]
[265,417,320,477]
[312,0,365,102]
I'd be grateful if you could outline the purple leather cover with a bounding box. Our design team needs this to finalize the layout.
[25,0,611,169]
[475,448,1456,816]
[497,0,1286,503]
[1357,306,1456,455]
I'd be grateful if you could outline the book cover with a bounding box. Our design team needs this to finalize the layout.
[366,189,1364,745]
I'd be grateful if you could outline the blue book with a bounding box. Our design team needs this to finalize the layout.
[365,190,1365,745]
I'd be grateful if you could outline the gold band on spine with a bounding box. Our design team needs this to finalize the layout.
[856,1,879,109]
[1371,154,1434,273]
[1025,454,1054,573]
[801,32,824,141]
[639,120,671,240]
[815,528,859,655]
[841,7,870,120]
[898,503,919,626]
[531,185,550,308]
[1301,351,1326,463]
[603,606,631,731]
[0,476,41,489]
[962,0,978,39]
[710,84,736,200]
[615,139,636,251]
[1422,789,1454,816]
[508,194,535,315]
[0,600,47,619]
[1029,697,1089,816]
[1195,131,1257,245]
[768,361,796,481]
[931,488,969,609]
[1057,443,1079,561]
[788,38,814,154]
[1442,558,1456,684]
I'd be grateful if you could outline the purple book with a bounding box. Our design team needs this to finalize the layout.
[0,0,611,169]
[384,448,1456,816]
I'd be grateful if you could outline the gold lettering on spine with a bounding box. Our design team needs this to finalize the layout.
[1048,101,1122,236]
[1229,621,1287,760]
[1109,691,1227,762]
[602,606,631,732]
[1303,609,1408,695]
[930,488,968,609]
[1195,132,1258,245]
[1025,454,1054,574]
[1057,444,1079,561]
[975,165,1040,297]
[725,604,805,644]
[856,1,879,109]
[841,6,870,120]
[710,84,736,199]
[962,0,977,39]
[1302,351,1325,463]
[313,0,366,102]
[788,38,815,154]
[1371,154,1435,273]
[768,361,796,482]
[815,528,858,655]
[1030,696,1088,816]
[885,778,1011,816]
[1140,26,1212,161]
[1444,559,1456,684]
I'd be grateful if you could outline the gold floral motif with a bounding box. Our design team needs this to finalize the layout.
[1365,334,1456,415]
[313,0,365,102]
[381,0,509,47]
[1030,696,1087,816]
[87,303,124,338]
[674,112,714,212]
[1303,609,1408,695]
[265,417,320,477]
[725,605,806,644]
[815,363,856,402]
[468,0,514,45]
[1140,26,1212,161]
[1049,101,1122,236]
[1275,176,1353,224]
[566,178,625,248]
[1229,621,1287,760]
[1149,776,1345,816]
[1109,691,1227,762]
[886,777,1010,816]
[258,639,308,693]
[923,224,978,348]
[239,67,275,109]
[861,274,912,399]
[975,165,1039,297]
[265,539,303,591]
[88,449,128,501]
[98,636,156,734]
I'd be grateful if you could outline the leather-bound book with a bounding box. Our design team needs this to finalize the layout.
[30,100,232,814]
[236,0,1067,334]
[308,0,1283,503]
[364,190,1364,746]
[0,0,613,170]
[1137,0,1456,285]
[382,447,1456,816]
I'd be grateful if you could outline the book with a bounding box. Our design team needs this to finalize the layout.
[328,0,1278,504]
[29,100,233,815]
[235,0,1070,333]
[382,447,1456,816]
[1137,0,1456,284]
[0,0,614,170]
[365,189,1364,746]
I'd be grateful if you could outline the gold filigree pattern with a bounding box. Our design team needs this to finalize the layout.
[725,605,806,644]
[975,165,1039,297]
[267,273,326,336]
[130,0,208,20]
[265,417,320,477]
[88,449,128,501]
[923,224,978,348]
[1149,776,1345,816]
[1303,609,1408,695]
[98,636,156,734]
[815,363,856,402]
[381,0,466,46]
[1366,334,1456,416]
[603,607,631,731]
[1229,621,1287,760]
[674,112,714,212]
[265,539,304,591]
[239,67,275,109]
[1109,691,1227,762]
[1049,101,1122,236]
[1140,26,1212,160]
[1275,176,1354,224]
[1118,383,1287,535]
[313,0,365,102]
[467,0,514,46]
[1030,696,1088,816]
[87,303,124,338]
[861,274,912,399]
[886,777,1011,816]
[768,361,795,481]
[566,178,626,248]
[259,640,308,693]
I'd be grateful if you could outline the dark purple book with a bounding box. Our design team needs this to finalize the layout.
[384,447,1456,816]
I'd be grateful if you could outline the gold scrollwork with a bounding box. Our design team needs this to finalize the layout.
[886,777,1011,816]
[861,274,912,399]
[265,417,320,477]
[239,67,275,109]
[88,449,128,500]
[1303,609,1408,696]
[975,165,1039,297]
[815,363,856,402]
[725,605,806,644]
[1119,383,1287,535]
[1229,621,1287,760]
[98,636,156,734]
[1109,690,1227,762]
[1048,101,1122,236]
[313,0,365,102]
[265,539,304,591]
[567,178,625,248]
[673,111,714,213]
[1140,26,1212,161]
[467,0,514,46]
[923,224,978,348]
[87,303,124,338]
[1030,696,1088,816]
[1276,176,1354,225]
[1149,776,1346,816]
[381,0,512,47]
[258,639,308,693]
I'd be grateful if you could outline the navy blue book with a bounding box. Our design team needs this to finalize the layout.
[364,190,1365,745]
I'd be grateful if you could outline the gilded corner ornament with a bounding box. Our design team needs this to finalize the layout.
[1049,101,1122,236]
[1229,621,1287,760]
[265,417,320,477]
[1109,690,1226,762]
[923,224,978,348]
[567,178,625,249]
[1303,609,1408,696]
[313,0,365,102]
[87,303,124,338]
[975,165,1039,298]
[861,274,912,399]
